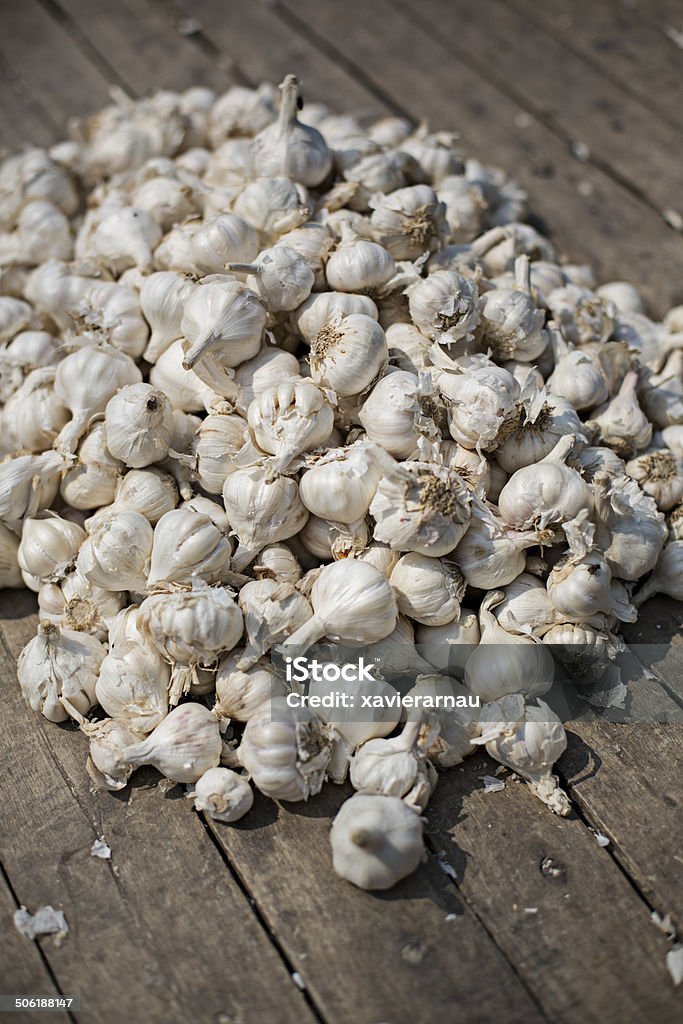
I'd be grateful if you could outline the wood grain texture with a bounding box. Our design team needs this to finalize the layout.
[427,752,682,1024]
[273,0,683,316]
[0,55,58,150]
[0,594,317,1024]
[0,0,112,131]
[0,873,68,1023]
[206,783,546,1024]
[507,0,683,132]
[52,0,232,96]
[407,0,683,220]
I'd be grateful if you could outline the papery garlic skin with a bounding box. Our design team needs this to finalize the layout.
[238,697,331,801]
[249,75,332,188]
[294,290,378,345]
[181,280,266,371]
[105,383,174,468]
[237,578,312,668]
[299,443,383,523]
[2,367,69,453]
[370,184,448,260]
[223,467,308,571]
[192,767,254,823]
[111,468,179,524]
[17,621,105,724]
[18,515,85,591]
[625,449,683,512]
[408,270,479,346]
[253,543,302,585]
[247,378,334,473]
[330,793,424,890]
[498,435,592,533]
[633,540,683,606]
[189,213,259,275]
[589,370,653,458]
[228,245,314,312]
[95,640,170,734]
[349,720,428,805]
[123,703,222,783]
[309,313,388,397]
[370,461,471,556]
[390,553,465,626]
[60,423,123,511]
[0,450,65,528]
[438,363,520,452]
[140,271,196,363]
[215,654,286,721]
[147,507,233,589]
[77,509,153,593]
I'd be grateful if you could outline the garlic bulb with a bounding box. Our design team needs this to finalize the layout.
[548,284,615,346]
[350,720,433,811]
[18,514,85,591]
[453,500,541,588]
[438,362,520,451]
[476,695,570,815]
[215,653,286,721]
[228,245,314,312]
[275,222,333,289]
[147,507,233,589]
[283,559,398,652]
[189,213,259,274]
[149,339,222,412]
[589,370,653,457]
[438,441,491,493]
[479,256,547,362]
[2,368,69,453]
[191,767,254,823]
[140,271,196,362]
[414,610,480,676]
[408,270,479,347]
[247,378,334,473]
[498,435,592,533]
[253,543,302,585]
[592,472,667,581]
[233,176,310,239]
[299,443,383,523]
[330,793,424,890]
[370,185,448,260]
[123,703,222,783]
[355,541,402,578]
[233,343,301,415]
[546,329,609,411]
[223,467,308,570]
[181,280,266,371]
[625,449,683,511]
[54,343,143,453]
[0,296,33,341]
[54,569,126,639]
[237,578,312,668]
[325,222,395,293]
[176,414,247,497]
[77,509,153,592]
[0,523,22,589]
[238,697,331,801]
[390,553,465,626]
[496,386,587,474]
[464,591,554,701]
[104,383,174,468]
[404,674,480,767]
[359,370,435,458]
[547,552,632,623]
[299,515,369,561]
[60,423,123,510]
[95,640,170,733]
[0,451,65,527]
[81,206,161,273]
[362,616,435,681]
[139,584,243,703]
[249,75,332,187]
[308,313,388,397]
[639,352,683,429]
[110,468,179,524]
[370,461,471,556]
[633,540,683,606]
[494,573,559,638]
[294,290,378,345]
[17,621,104,723]
[385,322,432,375]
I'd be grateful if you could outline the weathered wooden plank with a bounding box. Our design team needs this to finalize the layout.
[0,0,112,134]
[623,596,683,703]
[167,0,390,120]
[560,720,683,928]
[427,751,681,1023]
[0,871,68,1024]
[273,0,683,317]
[207,782,546,1024]
[506,0,683,134]
[52,0,231,97]
[0,595,317,1024]
[0,55,58,151]
[406,0,683,221]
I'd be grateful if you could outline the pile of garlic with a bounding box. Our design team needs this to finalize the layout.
[2,74,683,893]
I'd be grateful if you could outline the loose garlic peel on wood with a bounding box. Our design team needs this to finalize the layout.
[3,74,682,892]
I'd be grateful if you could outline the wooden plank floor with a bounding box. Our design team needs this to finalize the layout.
[1,1,683,1021]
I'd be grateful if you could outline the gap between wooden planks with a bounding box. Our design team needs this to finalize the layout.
[0,597,318,1024]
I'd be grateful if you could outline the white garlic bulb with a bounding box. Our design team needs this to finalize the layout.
[325,222,395,293]
[54,343,143,454]
[54,569,126,639]
[299,443,383,523]
[140,271,196,363]
[408,269,479,346]
[253,543,302,585]
[247,378,335,473]
[589,370,653,457]
[498,435,592,533]
[453,499,542,589]
[18,514,85,591]
[384,322,432,375]
[215,653,287,722]
[370,461,471,556]
[547,552,625,623]
[123,703,222,783]
[390,553,465,626]
[189,212,259,274]
[223,467,308,571]
[249,75,332,188]
[104,383,174,468]
[476,694,570,815]
[404,674,480,768]
[355,541,401,578]
[95,640,170,734]
[237,578,312,668]
[294,290,378,345]
[479,256,547,362]
[370,184,448,260]
[228,245,314,312]
[308,313,388,397]
[414,610,481,676]
[494,573,559,638]
[147,507,233,589]
[639,352,683,430]
[464,591,554,701]
[438,362,520,451]
[60,423,123,511]
[350,720,432,810]
[238,697,331,801]
[17,621,105,723]
[283,559,398,652]
[633,540,683,606]
[111,468,179,524]
[625,449,683,512]
[149,339,222,412]
[233,343,301,415]
[2,367,69,453]
[233,176,310,239]
[495,386,587,474]
[81,206,161,273]
[181,280,266,371]
[546,329,609,411]
[191,767,254,823]
[330,793,424,890]
[77,509,153,592]
[299,514,369,561]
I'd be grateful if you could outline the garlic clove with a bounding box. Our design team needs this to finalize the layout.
[330,793,424,890]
